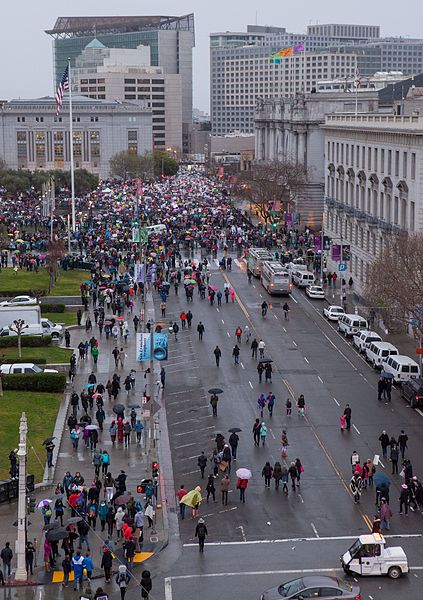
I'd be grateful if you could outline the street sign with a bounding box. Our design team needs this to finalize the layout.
[338,263,347,272]
[416,348,423,355]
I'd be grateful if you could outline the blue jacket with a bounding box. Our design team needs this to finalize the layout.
[84,556,94,572]
[72,554,85,577]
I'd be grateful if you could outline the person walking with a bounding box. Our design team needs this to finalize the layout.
[237,477,248,503]
[235,326,242,344]
[195,518,208,553]
[177,485,187,520]
[267,392,275,417]
[273,461,282,490]
[258,339,266,359]
[391,443,399,475]
[140,569,152,600]
[257,362,264,383]
[257,393,266,418]
[0,543,12,580]
[260,421,268,446]
[297,394,305,417]
[25,541,35,576]
[379,430,390,459]
[398,430,408,459]
[221,475,230,505]
[232,344,240,365]
[197,321,205,341]
[100,548,113,584]
[229,431,239,460]
[251,338,258,360]
[286,398,292,416]
[380,498,393,530]
[262,461,273,488]
[350,472,363,504]
[116,564,131,600]
[252,418,261,447]
[351,450,360,473]
[343,404,352,430]
[206,474,216,503]
[288,462,298,491]
[399,484,409,515]
[210,393,219,417]
[72,550,85,591]
[198,451,207,478]
[213,345,222,367]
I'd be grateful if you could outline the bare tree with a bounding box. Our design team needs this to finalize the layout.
[366,234,423,340]
[45,240,65,293]
[9,320,28,359]
[236,160,308,223]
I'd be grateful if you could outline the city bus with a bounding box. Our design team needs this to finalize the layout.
[247,248,273,277]
[261,261,292,295]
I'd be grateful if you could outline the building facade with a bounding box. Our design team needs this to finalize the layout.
[46,15,194,149]
[210,22,423,135]
[72,42,182,152]
[323,111,423,295]
[0,97,153,178]
[255,92,378,228]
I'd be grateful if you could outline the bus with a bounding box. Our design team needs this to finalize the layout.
[261,261,292,295]
[247,248,273,277]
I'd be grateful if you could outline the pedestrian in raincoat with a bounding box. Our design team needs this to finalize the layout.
[260,422,267,446]
[117,418,124,444]
[262,462,273,488]
[236,477,248,503]
[180,486,202,519]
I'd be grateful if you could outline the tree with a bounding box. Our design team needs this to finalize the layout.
[46,240,65,293]
[109,151,153,179]
[236,160,308,224]
[9,320,28,359]
[366,234,423,339]
[153,150,179,177]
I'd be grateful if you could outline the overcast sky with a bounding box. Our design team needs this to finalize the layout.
[1,0,422,112]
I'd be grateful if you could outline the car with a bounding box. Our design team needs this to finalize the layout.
[0,295,37,307]
[401,378,423,408]
[306,285,325,299]
[41,318,63,339]
[323,305,345,321]
[352,330,382,353]
[0,363,58,374]
[261,575,360,600]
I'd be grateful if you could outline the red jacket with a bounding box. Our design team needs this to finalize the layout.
[236,478,248,489]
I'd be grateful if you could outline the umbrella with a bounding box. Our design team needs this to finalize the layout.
[209,285,217,292]
[47,528,69,542]
[228,427,242,433]
[114,494,132,506]
[258,358,273,364]
[36,499,52,509]
[42,437,55,445]
[236,468,252,480]
[208,388,224,395]
[92,393,102,399]
[83,384,94,389]
[43,522,60,532]
[381,372,394,380]
[66,517,83,526]
[85,424,98,431]
[128,404,141,409]
[374,472,391,488]
[113,404,125,414]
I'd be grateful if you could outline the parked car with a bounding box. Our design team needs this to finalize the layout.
[323,305,345,321]
[365,341,399,369]
[352,330,382,353]
[306,285,325,299]
[261,575,360,600]
[0,295,37,307]
[41,318,63,339]
[0,363,58,374]
[338,314,368,337]
[400,378,423,408]
[381,355,420,384]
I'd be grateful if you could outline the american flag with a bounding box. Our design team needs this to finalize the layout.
[354,66,361,89]
[55,66,69,115]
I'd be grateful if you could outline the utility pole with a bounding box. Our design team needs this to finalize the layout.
[14,412,28,581]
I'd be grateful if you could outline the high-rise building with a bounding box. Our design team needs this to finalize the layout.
[211,23,423,135]
[72,42,182,153]
[46,15,194,150]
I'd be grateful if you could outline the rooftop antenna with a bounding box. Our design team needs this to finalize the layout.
[255,10,258,25]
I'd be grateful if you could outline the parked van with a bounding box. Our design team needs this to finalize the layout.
[381,355,420,384]
[366,341,399,369]
[292,271,315,288]
[0,324,44,337]
[338,314,368,337]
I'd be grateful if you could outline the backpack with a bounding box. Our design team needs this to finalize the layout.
[197,523,206,537]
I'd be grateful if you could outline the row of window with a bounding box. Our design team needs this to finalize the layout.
[327,142,417,180]
[17,116,99,123]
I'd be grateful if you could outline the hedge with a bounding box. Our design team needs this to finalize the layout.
[40,303,65,313]
[0,290,46,297]
[2,373,66,392]
[1,357,47,364]
[0,335,52,348]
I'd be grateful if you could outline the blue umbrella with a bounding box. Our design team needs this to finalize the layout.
[381,372,394,380]
[83,384,94,389]
[374,472,391,488]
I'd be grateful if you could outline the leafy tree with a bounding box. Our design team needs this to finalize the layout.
[153,150,179,177]
[109,151,154,179]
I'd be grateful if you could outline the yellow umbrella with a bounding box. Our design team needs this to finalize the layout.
[180,486,202,507]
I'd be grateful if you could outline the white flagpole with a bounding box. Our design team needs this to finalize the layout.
[302,47,306,93]
[355,57,358,117]
[68,57,76,233]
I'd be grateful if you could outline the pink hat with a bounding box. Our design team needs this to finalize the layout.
[401,484,408,489]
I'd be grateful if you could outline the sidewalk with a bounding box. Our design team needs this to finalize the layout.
[1,293,167,586]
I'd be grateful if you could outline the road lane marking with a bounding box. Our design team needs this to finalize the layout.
[269,428,276,440]
[318,376,323,383]
[304,356,309,364]
[283,327,287,333]
[292,340,298,347]
[237,525,247,542]
[174,426,215,436]
[240,361,245,369]
[311,522,319,538]
[174,442,197,449]
[298,494,304,504]
[353,424,361,435]
[165,577,173,600]
[216,307,220,313]
[227,331,230,337]
[253,284,256,288]
[249,381,253,389]
[416,409,423,418]
[221,319,225,324]
[274,314,278,319]
[181,470,199,476]
[333,397,340,406]
[379,459,385,468]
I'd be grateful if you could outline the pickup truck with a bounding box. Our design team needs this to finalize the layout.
[341,533,408,579]
[0,363,58,375]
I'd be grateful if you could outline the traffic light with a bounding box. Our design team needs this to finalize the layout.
[28,497,36,513]
[152,461,159,479]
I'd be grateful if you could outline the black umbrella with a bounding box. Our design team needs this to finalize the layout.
[113,404,125,414]
[208,388,224,395]
[47,528,69,542]
[43,521,60,532]
[128,404,141,409]
[42,437,55,445]
[66,517,83,525]
[79,415,91,425]
[114,494,132,506]
[258,358,273,364]
[228,427,242,433]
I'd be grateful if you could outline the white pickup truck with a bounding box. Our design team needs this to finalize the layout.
[0,363,58,374]
[341,533,408,579]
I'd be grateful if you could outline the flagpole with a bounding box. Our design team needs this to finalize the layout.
[355,57,358,117]
[68,57,76,233]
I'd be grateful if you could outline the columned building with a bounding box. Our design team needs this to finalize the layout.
[254,92,378,228]
[323,112,423,296]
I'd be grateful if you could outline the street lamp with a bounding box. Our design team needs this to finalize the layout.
[14,413,28,581]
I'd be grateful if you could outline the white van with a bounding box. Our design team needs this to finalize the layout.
[41,318,63,340]
[352,330,382,353]
[338,314,368,337]
[292,271,315,288]
[0,324,44,337]
[366,341,399,369]
[381,355,420,384]
[287,262,307,277]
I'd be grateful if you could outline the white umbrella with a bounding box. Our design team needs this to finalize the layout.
[36,499,52,509]
[85,424,98,430]
[236,468,252,480]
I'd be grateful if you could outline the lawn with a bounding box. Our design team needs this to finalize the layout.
[0,268,90,296]
[0,391,61,481]
[41,311,77,326]
[1,346,73,364]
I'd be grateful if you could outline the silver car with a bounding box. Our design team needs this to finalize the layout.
[261,575,360,600]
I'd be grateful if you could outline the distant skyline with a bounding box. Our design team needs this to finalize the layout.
[1,0,423,111]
